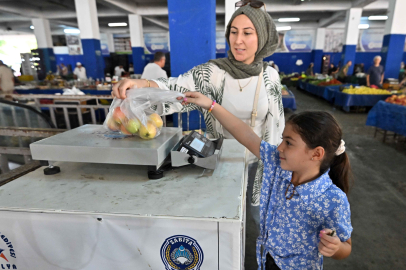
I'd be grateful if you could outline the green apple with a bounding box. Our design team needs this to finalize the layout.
[125,118,141,134]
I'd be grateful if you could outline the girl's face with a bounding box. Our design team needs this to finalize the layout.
[229,15,258,65]
[277,123,316,172]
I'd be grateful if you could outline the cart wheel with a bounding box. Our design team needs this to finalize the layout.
[148,169,164,180]
[44,166,61,175]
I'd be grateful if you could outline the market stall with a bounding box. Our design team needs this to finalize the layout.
[14,88,111,95]
[0,125,247,270]
[334,86,392,112]
[282,87,297,110]
[366,98,406,141]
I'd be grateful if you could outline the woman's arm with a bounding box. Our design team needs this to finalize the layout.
[181,92,262,159]
[112,79,159,99]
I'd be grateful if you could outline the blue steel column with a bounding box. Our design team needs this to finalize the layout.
[32,19,56,73]
[168,0,216,76]
[381,0,406,79]
[341,8,362,75]
[74,0,105,79]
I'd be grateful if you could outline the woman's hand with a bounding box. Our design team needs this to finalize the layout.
[111,79,148,99]
[176,91,213,110]
[318,229,341,257]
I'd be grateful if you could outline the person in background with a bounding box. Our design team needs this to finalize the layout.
[269,60,279,72]
[128,63,134,75]
[73,62,87,80]
[141,52,168,80]
[366,56,384,88]
[305,63,314,77]
[0,60,15,94]
[338,60,352,82]
[399,62,405,82]
[60,63,68,76]
[114,65,126,77]
[353,63,364,75]
[328,63,339,77]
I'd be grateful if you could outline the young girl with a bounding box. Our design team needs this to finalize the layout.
[178,92,353,270]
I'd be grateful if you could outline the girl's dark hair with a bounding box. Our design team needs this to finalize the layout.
[287,111,353,194]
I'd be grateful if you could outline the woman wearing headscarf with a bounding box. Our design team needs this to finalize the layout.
[112,2,284,207]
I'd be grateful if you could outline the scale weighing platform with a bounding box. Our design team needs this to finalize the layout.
[30,124,183,178]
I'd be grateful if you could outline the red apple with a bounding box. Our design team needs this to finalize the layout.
[106,117,120,131]
[113,107,127,124]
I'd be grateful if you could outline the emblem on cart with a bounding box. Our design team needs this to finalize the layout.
[0,232,17,269]
[160,235,204,270]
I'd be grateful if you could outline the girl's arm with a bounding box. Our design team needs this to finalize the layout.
[319,229,352,260]
[181,92,262,159]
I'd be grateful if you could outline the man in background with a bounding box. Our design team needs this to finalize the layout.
[141,52,168,80]
[73,62,87,80]
[367,56,384,88]
[0,60,14,94]
[114,65,126,77]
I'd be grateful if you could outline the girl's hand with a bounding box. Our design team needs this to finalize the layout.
[111,79,148,99]
[176,92,213,110]
[318,229,341,257]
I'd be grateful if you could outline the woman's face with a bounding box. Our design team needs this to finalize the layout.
[229,15,258,65]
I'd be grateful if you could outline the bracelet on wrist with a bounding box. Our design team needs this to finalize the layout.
[145,79,151,87]
[208,100,216,113]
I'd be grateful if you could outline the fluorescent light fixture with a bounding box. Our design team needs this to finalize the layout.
[358,24,370,29]
[278,18,300,22]
[64,29,80,34]
[108,22,127,27]
[368,15,388,20]
[30,25,34,29]
[276,26,292,31]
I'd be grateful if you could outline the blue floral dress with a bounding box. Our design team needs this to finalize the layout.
[256,141,353,270]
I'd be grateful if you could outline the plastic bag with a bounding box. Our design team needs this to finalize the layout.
[104,88,185,139]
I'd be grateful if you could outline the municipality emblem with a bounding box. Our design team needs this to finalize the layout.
[160,235,204,270]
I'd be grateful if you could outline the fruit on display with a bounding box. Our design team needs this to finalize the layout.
[124,118,141,134]
[148,113,163,128]
[317,79,342,86]
[113,107,127,124]
[139,122,157,140]
[385,95,406,106]
[342,86,391,95]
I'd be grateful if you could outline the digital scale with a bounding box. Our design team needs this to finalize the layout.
[30,125,223,179]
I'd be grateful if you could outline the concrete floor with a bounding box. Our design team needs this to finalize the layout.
[244,87,406,269]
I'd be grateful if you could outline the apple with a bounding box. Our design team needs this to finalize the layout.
[124,118,141,134]
[148,113,163,128]
[106,117,120,131]
[113,107,127,124]
[139,122,157,139]
[120,124,132,135]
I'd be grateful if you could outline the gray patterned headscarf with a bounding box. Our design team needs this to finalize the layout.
[209,4,278,79]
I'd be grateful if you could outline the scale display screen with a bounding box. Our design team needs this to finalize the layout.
[190,138,205,152]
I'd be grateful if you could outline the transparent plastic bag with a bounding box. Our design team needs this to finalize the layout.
[103,88,185,139]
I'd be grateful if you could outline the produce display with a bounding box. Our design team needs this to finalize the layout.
[317,79,342,86]
[385,95,406,106]
[104,88,184,139]
[342,86,391,95]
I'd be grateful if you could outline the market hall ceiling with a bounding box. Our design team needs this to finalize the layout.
[0,0,389,34]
